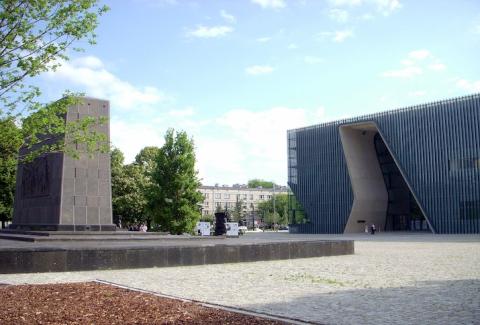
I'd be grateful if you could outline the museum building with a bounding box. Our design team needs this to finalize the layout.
[287,94,480,234]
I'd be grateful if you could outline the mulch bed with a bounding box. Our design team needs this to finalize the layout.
[0,282,284,324]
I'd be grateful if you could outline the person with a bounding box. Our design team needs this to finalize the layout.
[140,224,147,232]
[370,223,376,235]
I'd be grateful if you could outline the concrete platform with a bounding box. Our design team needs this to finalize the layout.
[0,233,354,274]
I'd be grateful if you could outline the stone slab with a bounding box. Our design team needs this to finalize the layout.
[0,238,354,274]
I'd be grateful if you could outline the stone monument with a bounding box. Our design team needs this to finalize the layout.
[9,97,115,231]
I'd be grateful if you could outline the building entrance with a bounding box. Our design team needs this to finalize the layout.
[374,133,428,231]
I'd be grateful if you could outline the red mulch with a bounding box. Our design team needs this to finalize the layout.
[0,282,284,324]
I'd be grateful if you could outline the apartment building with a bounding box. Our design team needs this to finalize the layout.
[199,184,288,216]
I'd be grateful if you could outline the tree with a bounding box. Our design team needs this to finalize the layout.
[0,118,22,228]
[248,179,275,188]
[257,194,289,227]
[111,147,151,228]
[135,146,160,176]
[148,129,203,234]
[0,1,109,162]
[232,198,246,223]
[1,0,108,112]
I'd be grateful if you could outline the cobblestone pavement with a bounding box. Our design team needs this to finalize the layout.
[2,234,479,325]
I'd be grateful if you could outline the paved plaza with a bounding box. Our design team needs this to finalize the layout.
[2,233,479,324]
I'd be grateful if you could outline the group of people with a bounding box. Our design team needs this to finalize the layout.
[365,223,376,235]
[128,224,148,232]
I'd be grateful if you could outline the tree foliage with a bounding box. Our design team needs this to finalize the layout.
[111,147,156,228]
[0,1,109,162]
[231,198,246,223]
[257,193,289,227]
[0,0,108,112]
[247,179,275,189]
[148,129,203,234]
[0,118,22,228]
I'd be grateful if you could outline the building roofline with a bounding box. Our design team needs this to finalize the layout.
[288,93,480,133]
[199,185,288,192]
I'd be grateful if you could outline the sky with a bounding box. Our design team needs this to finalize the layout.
[38,0,480,186]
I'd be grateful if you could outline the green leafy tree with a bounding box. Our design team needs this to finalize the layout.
[111,147,151,228]
[247,179,275,188]
[257,194,289,227]
[134,146,160,228]
[0,1,109,161]
[200,214,213,223]
[135,146,160,176]
[288,193,308,224]
[0,118,22,228]
[232,198,245,223]
[148,129,203,234]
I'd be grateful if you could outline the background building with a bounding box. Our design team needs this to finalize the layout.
[288,94,480,234]
[199,185,288,227]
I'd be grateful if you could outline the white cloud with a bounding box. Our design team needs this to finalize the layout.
[383,50,446,79]
[304,56,324,64]
[408,49,431,60]
[375,0,401,16]
[329,0,363,5]
[320,29,354,42]
[256,37,272,43]
[428,62,446,71]
[456,79,480,92]
[245,65,275,75]
[328,9,349,23]
[220,10,236,23]
[111,118,165,163]
[45,56,167,111]
[187,25,233,38]
[168,107,195,117]
[251,0,286,9]
[382,66,422,78]
[329,0,401,16]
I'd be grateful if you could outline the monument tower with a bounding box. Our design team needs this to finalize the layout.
[10,97,115,231]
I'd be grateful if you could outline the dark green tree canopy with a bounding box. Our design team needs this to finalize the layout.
[257,193,289,227]
[148,129,203,234]
[0,117,22,227]
[248,179,275,189]
[135,146,160,176]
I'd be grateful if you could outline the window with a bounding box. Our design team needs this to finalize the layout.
[224,193,230,199]
[243,194,247,200]
[267,195,271,199]
[250,194,254,200]
[215,193,221,199]
[204,201,209,206]
[260,195,265,199]
[204,193,209,199]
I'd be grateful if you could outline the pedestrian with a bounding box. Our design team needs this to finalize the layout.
[370,223,376,235]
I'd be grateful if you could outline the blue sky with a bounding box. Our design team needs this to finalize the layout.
[39,0,480,185]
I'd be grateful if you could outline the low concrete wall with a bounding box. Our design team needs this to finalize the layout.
[0,240,354,274]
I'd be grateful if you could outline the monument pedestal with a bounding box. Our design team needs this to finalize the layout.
[10,97,115,232]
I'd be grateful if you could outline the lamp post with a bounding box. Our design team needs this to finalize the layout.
[251,203,255,230]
